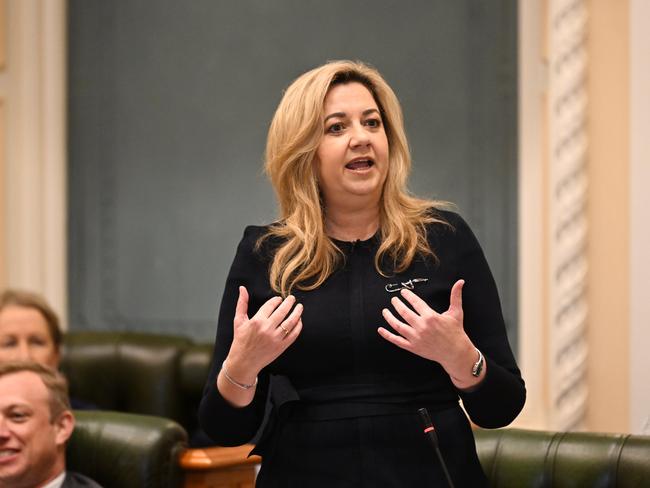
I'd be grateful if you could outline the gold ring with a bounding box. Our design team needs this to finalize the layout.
[279,324,289,336]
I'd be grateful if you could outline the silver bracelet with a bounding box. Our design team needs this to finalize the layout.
[471,348,484,377]
[221,361,258,390]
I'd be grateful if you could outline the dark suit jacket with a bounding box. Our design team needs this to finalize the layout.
[62,471,103,488]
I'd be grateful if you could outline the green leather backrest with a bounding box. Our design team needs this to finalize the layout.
[68,410,187,488]
[179,343,213,397]
[61,331,212,433]
[475,428,650,488]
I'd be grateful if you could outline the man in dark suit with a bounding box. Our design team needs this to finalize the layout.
[0,361,102,488]
[61,472,103,488]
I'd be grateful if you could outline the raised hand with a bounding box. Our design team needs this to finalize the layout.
[378,279,484,389]
[228,286,303,372]
[219,286,303,405]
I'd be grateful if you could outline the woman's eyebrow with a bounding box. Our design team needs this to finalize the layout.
[324,108,380,122]
[324,111,346,122]
[362,108,380,116]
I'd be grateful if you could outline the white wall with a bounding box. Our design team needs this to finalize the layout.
[517,0,546,429]
[3,0,67,322]
[518,0,649,433]
[629,0,650,435]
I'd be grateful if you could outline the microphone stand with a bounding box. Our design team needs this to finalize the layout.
[417,408,456,488]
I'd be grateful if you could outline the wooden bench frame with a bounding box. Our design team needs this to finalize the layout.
[181,445,260,488]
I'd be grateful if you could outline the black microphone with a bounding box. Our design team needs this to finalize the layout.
[417,407,455,488]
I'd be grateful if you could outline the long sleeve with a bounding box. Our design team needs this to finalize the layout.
[440,211,526,428]
[198,226,271,446]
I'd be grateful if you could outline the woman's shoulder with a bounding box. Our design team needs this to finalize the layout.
[238,223,283,259]
[426,206,466,230]
[241,224,271,241]
[424,206,478,244]
[424,207,486,261]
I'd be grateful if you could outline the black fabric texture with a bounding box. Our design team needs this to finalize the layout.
[199,210,525,487]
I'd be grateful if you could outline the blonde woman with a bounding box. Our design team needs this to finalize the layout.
[0,289,62,368]
[200,60,525,487]
[0,289,98,411]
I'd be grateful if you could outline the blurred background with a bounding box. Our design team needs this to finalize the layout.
[0,0,647,436]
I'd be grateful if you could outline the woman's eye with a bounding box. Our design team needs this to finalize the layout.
[327,122,344,134]
[365,118,381,128]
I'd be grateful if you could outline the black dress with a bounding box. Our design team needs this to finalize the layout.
[199,210,525,487]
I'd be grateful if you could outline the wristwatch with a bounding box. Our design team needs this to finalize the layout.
[471,348,484,377]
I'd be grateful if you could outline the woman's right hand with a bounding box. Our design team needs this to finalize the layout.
[218,286,303,406]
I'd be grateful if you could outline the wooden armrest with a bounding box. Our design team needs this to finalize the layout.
[179,445,261,471]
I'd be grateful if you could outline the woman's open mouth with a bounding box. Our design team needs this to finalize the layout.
[345,158,374,170]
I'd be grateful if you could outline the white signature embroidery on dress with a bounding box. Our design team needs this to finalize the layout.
[384,278,429,293]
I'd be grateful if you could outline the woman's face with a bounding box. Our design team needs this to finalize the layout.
[314,82,389,210]
[0,305,60,368]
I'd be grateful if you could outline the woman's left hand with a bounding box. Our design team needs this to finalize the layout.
[378,279,484,389]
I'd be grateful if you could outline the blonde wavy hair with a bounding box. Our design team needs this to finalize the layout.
[261,60,448,295]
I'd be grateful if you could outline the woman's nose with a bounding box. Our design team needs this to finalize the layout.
[349,124,370,148]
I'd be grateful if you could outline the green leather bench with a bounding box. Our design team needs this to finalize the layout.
[62,332,650,487]
[62,331,261,488]
[68,410,187,488]
[475,428,650,487]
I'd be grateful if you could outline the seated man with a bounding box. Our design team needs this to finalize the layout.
[0,361,101,488]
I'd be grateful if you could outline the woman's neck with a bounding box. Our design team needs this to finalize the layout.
[324,204,380,242]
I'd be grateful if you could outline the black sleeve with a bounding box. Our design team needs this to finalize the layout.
[198,226,270,446]
[443,212,526,428]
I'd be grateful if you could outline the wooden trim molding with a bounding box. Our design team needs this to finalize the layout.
[179,445,260,471]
